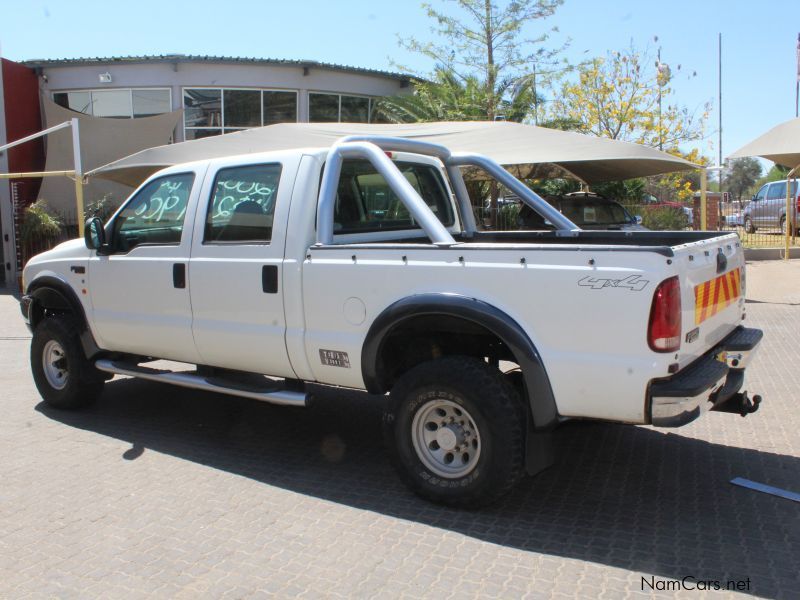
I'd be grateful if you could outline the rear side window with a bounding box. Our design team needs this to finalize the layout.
[204,163,281,243]
[766,182,786,200]
[112,173,195,252]
[334,159,454,234]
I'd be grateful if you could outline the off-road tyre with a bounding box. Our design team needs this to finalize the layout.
[383,356,526,508]
[31,317,104,409]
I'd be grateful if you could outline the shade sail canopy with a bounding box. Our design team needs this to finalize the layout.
[89,121,699,187]
[729,116,800,169]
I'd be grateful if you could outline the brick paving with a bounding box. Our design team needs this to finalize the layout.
[0,262,798,599]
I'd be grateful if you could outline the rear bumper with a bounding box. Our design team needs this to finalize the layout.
[649,326,763,427]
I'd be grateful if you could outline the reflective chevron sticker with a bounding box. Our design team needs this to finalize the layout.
[694,268,742,325]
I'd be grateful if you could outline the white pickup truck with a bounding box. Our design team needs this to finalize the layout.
[21,136,763,507]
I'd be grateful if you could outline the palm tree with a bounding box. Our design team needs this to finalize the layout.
[372,69,494,123]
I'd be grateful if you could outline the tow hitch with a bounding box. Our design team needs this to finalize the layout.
[712,391,762,417]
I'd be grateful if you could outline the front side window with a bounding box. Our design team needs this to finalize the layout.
[204,164,282,243]
[112,173,195,252]
[754,185,768,201]
[766,182,786,201]
[333,159,454,234]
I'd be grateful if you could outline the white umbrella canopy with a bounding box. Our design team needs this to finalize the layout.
[88,121,699,187]
[729,116,800,169]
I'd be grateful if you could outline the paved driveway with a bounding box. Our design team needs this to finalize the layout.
[0,262,798,599]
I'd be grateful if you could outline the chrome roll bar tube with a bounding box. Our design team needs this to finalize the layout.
[315,136,579,247]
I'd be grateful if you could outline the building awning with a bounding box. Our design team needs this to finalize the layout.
[89,121,699,187]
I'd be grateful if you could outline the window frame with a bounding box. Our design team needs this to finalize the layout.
[52,87,172,119]
[202,162,283,246]
[182,87,299,140]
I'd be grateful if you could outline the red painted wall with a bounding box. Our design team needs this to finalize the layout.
[2,58,44,201]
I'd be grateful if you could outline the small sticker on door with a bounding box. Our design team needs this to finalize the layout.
[319,349,351,368]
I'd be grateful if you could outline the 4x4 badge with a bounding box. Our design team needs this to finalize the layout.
[578,275,649,291]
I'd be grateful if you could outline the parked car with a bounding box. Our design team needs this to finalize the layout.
[722,212,744,228]
[641,194,693,227]
[742,179,800,234]
[20,136,763,507]
[542,192,648,231]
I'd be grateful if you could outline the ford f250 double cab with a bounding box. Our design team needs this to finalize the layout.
[20,136,763,507]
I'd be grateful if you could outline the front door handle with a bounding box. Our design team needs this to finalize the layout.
[173,263,186,289]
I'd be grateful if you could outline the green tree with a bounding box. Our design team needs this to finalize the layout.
[548,45,708,150]
[396,0,567,120]
[373,69,491,122]
[723,157,762,201]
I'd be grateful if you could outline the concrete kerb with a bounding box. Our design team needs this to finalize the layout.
[744,247,800,261]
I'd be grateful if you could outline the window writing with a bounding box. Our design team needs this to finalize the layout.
[112,173,195,251]
[204,164,282,243]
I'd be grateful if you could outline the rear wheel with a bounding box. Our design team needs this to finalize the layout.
[383,356,526,507]
[31,317,104,409]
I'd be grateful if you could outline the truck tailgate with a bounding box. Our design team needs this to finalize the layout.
[672,233,745,368]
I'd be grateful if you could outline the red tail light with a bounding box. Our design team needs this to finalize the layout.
[648,276,682,352]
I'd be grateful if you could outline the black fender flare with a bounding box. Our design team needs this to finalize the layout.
[362,293,558,430]
[26,275,101,359]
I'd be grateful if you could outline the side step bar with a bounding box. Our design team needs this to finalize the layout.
[95,359,308,407]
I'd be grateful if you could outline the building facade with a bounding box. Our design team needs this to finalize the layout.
[0,55,413,283]
[28,55,410,142]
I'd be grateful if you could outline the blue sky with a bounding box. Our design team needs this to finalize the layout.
[1,0,797,173]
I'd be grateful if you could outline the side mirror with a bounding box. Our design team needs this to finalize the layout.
[84,217,106,251]
[634,215,643,225]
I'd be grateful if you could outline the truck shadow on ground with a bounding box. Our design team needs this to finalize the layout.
[38,378,798,599]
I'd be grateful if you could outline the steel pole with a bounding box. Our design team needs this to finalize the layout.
[71,119,85,237]
[785,164,799,260]
[700,169,708,230]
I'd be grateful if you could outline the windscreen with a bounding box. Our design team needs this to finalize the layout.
[560,198,631,226]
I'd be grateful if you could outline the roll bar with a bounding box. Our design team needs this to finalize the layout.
[315,136,578,247]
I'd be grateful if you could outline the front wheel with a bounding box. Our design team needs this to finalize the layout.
[383,356,526,507]
[31,317,104,409]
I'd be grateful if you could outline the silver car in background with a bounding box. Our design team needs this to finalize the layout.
[743,179,799,234]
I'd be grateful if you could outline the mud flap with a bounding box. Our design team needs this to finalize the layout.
[525,428,554,476]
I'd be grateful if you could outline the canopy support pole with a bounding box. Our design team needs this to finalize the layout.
[700,169,708,230]
[785,164,799,260]
[0,119,85,238]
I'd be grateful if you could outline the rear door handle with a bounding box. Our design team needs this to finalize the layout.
[173,263,186,289]
[262,265,278,293]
